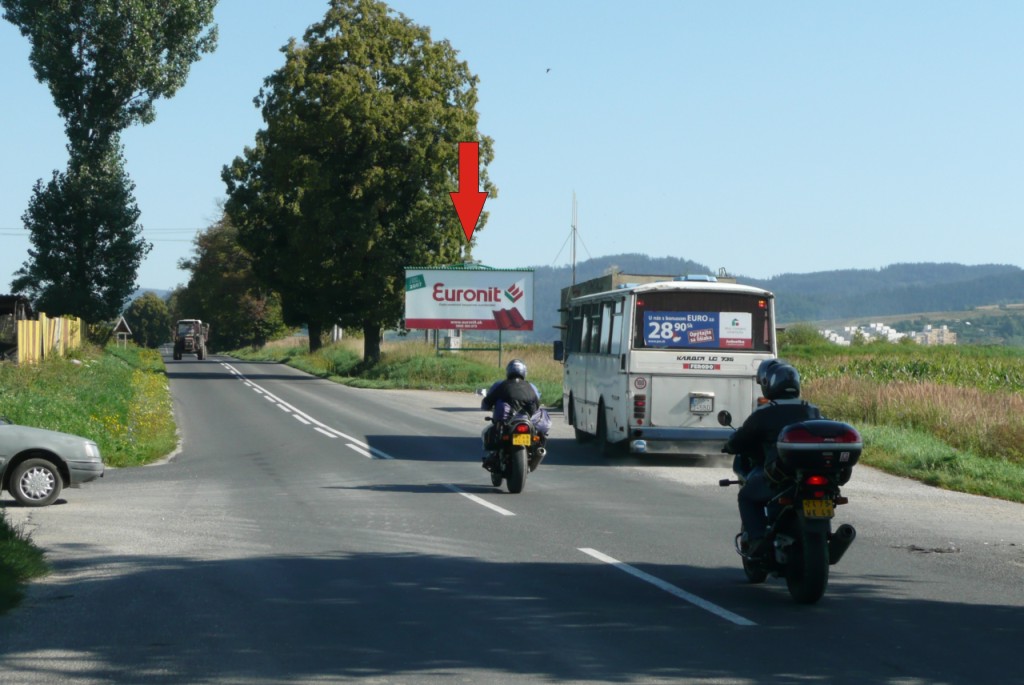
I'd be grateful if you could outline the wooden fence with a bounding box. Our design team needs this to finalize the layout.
[15,313,84,364]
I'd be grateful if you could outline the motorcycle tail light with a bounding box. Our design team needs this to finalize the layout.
[805,475,829,486]
[514,424,531,434]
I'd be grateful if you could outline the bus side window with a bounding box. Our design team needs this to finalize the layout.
[589,304,603,354]
[599,302,613,354]
[569,307,584,353]
[609,299,623,356]
[579,306,591,353]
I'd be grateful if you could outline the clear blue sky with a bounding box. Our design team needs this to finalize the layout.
[2,1,1023,293]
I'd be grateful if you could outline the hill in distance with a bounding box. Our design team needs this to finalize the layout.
[522,254,1024,342]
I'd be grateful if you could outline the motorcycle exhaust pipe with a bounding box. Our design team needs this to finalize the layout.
[529,447,547,472]
[829,523,857,565]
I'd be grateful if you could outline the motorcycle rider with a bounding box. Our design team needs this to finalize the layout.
[480,359,550,470]
[723,362,822,558]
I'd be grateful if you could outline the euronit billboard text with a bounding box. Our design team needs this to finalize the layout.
[404,269,534,331]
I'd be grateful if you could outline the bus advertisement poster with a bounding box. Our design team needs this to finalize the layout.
[642,311,753,349]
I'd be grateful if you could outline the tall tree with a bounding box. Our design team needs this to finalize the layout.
[2,0,217,320]
[176,216,288,350]
[1,0,218,155]
[11,147,151,322]
[124,291,172,348]
[223,0,494,361]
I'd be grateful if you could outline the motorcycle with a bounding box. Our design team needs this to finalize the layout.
[718,410,861,604]
[482,413,546,494]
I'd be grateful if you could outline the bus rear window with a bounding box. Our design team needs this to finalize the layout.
[632,291,772,351]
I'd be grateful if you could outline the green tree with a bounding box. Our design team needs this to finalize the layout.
[11,148,151,322]
[3,0,217,320]
[176,216,288,350]
[1,0,217,155]
[124,291,172,348]
[223,0,494,362]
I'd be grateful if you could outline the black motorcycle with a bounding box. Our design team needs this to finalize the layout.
[483,414,546,494]
[718,411,861,604]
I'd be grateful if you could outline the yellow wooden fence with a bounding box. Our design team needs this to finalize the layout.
[15,313,84,364]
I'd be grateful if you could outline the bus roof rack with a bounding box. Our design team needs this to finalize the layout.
[674,274,718,282]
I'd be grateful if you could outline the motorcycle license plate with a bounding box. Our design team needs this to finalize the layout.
[512,434,531,446]
[802,499,834,518]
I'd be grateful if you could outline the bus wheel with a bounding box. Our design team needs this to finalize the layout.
[570,397,592,443]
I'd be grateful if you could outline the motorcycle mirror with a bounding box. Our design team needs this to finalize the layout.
[717,410,733,427]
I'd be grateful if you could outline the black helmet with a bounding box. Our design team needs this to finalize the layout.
[506,359,527,380]
[756,358,783,393]
[764,364,801,400]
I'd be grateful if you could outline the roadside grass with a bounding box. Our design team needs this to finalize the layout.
[857,425,1024,503]
[0,343,177,468]
[0,342,178,612]
[0,516,47,610]
[231,337,564,404]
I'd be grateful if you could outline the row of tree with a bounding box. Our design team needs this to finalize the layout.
[10,0,494,363]
[123,216,291,351]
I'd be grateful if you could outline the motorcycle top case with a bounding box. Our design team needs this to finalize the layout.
[776,420,862,472]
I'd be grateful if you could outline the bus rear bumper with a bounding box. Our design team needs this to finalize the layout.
[628,427,732,456]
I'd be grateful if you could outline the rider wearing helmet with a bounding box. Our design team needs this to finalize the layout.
[480,359,550,469]
[756,358,784,395]
[723,363,822,557]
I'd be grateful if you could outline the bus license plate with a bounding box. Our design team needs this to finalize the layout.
[512,434,531,446]
[802,499,834,518]
[690,396,713,414]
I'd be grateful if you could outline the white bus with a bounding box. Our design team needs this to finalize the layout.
[556,274,777,455]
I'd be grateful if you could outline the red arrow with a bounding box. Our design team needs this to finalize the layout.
[449,141,488,242]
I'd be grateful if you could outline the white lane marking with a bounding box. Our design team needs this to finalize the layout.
[347,443,373,458]
[264,395,277,403]
[444,484,516,517]
[223,362,396,459]
[578,548,756,627]
[314,427,338,439]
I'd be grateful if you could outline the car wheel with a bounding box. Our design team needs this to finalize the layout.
[9,457,63,507]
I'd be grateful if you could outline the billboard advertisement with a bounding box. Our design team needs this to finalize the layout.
[404,268,534,331]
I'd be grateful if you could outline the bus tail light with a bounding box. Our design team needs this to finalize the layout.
[633,394,647,424]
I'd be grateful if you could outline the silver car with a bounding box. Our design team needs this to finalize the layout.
[0,417,105,506]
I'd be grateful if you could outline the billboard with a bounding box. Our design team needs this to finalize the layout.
[404,267,534,331]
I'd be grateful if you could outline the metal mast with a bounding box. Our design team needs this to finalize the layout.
[571,192,578,286]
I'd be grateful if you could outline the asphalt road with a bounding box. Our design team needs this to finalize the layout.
[2,354,1024,684]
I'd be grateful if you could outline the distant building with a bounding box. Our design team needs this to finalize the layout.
[910,324,957,346]
[818,322,956,346]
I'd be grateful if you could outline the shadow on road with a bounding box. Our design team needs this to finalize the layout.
[0,546,1018,684]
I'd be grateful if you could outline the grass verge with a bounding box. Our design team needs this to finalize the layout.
[0,342,178,612]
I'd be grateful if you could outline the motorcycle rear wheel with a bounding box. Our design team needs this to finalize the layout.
[786,530,830,604]
[506,447,528,494]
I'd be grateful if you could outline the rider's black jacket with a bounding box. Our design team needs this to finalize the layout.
[481,378,541,417]
[724,398,822,475]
